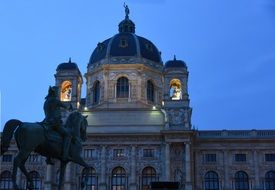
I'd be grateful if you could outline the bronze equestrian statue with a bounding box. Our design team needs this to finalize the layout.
[1,86,90,190]
[43,86,72,164]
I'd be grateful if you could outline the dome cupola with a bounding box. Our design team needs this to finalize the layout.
[88,4,163,71]
[164,55,187,69]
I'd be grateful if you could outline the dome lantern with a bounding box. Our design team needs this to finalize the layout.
[118,4,135,33]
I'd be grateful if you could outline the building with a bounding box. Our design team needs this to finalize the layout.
[1,7,275,190]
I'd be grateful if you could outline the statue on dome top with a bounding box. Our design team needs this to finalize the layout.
[124,3,130,18]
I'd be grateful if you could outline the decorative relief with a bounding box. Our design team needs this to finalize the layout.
[167,108,185,126]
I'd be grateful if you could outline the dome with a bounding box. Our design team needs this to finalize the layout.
[56,58,79,71]
[88,6,162,69]
[164,56,187,69]
[89,33,162,64]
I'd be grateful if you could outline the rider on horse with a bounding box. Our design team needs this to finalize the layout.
[43,86,72,164]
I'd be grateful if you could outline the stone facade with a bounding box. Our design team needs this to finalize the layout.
[1,8,275,190]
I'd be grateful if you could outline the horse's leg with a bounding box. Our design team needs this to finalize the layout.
[12,150,30,190]
[19,160,34,190]
[58,161,67,190]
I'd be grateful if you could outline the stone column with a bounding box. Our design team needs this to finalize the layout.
[64,163,72,190]
[99,146,107,190]
[253,150,260,189]
[44,165,53,190]
[130,146,137,190]
[223,150,230,190]
[185,142,192,190]
[165,143,170,181]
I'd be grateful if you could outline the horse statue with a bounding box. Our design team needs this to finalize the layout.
[0,111,90,190]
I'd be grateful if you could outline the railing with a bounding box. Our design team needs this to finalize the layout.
[197,130,275,139]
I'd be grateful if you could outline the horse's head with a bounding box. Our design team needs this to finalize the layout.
[65,112,88,142]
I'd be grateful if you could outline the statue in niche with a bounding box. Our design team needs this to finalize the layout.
[169,79,182,100]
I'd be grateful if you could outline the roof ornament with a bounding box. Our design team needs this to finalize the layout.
[69,57,72,63]
[124,2,130,19]
[174,55,177,60]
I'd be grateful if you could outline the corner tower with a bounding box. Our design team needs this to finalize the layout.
[163,56,192,129]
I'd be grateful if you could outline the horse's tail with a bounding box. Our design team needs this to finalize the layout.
[1,119,22,155]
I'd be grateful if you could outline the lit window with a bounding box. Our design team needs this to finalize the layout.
[93,81,100,104]
[141,167,157,190]
[143,149,155,158]
[235,171,249,190]
[147,80,154,103]
[235,154,246,162]
[111,167,127,190]
[204,171,219,190]
[2,155,12,162]
[81,167,97,190]
[265,154,275,162]
[61,80,72,101]
[113,149,125,158]
[204,154,216,163]
[83,149,97,159]
[117,77,129,98]
[169,79,182,100]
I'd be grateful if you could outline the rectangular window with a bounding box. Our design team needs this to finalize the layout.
[143,149,155,158]
[204,154,216,162]
[83,149,97,158]
[235,154,246,162]
[2,154,12,162]
[265,154,275,161]
[113,149,125,157]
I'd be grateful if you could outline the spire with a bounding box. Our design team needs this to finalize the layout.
[174,55,177,61]
[119,3,135,33]
[68,57,72,63]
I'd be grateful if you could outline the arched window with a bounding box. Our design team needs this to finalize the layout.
[169,79,182,100]
[147,80,154,103]
[111,167,127,190]
[61,80,72,101]
[81,167,97,190]
[0,171,12,190]
[93,81,100,104]
[235,171,249,190]
[265,171,275,190]
[141,167,157,190]
[117,77,129,98]
[204,171,219,190]
[26,171,41,190]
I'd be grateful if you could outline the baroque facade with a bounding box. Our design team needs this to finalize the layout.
[1,8,275,190]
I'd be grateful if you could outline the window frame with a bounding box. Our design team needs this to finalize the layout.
[146,80,155,103]
[116,77,129,98]
[204,171,219,190]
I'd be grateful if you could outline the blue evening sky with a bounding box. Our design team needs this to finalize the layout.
[1,0,275,131]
